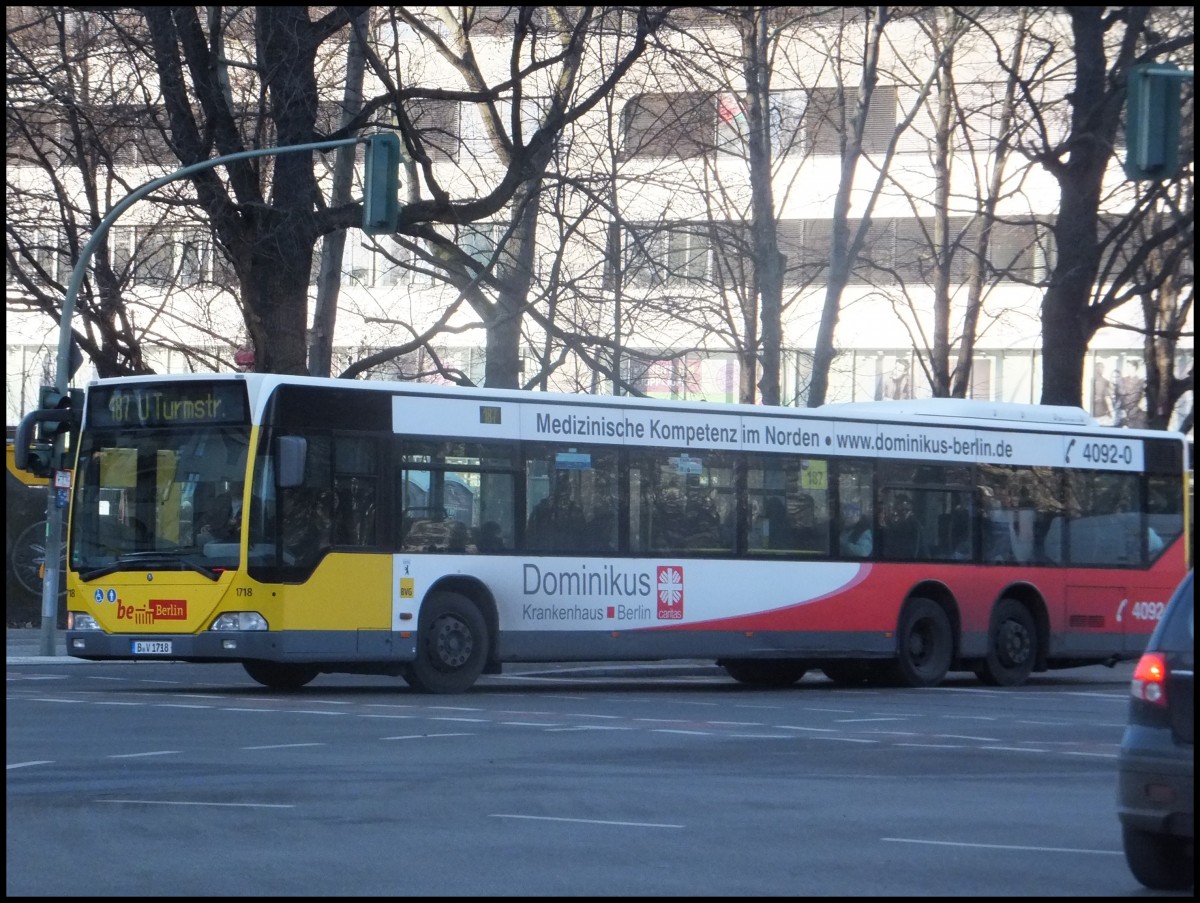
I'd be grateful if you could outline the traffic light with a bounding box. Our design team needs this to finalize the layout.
[1124,63,1183,181]
[35,387,83,443]
[15,387,83,477]
[362,133,401,235]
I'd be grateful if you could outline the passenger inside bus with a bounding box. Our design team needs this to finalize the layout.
[790,493,826,551]
[526,480,585,550]
[281,488,332,565]
[761,496,792,549]
[197,484,242,546]
[475,520,505,552]
[839,503,873,557]
[682,484,722,548]
[880,493,923,559]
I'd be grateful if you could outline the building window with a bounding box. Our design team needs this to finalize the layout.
[625,224,712,288]
[622,92,716,158]
[770,89,807,155]
[403,97,461,163]
[110,225,231,288]
[988,218,1055,283]
[805,85,896,155]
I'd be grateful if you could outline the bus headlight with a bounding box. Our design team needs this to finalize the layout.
[68,612,100,631]
[210,612,268,631]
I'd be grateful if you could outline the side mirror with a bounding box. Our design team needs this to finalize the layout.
[275,436,307,489]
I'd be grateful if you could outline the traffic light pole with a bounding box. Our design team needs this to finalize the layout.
[36,136,360,656]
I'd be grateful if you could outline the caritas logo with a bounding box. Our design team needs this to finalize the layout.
[656,565,684,620]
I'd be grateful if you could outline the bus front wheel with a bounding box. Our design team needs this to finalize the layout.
[974,598,1036,687]
[404,591,489,694]
[890,597,952,688]
[243,660,320,690]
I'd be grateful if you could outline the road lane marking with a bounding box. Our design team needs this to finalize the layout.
[98,799,294,809]
[882,837,1120,855]
[492,814,684,829]
[107,750,181,758]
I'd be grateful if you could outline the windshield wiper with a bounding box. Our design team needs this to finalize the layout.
[78,551,221,582]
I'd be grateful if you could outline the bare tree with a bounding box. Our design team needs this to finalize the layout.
[11,6,662,381]
[1005,7,1194,409]
[6,7,241,377]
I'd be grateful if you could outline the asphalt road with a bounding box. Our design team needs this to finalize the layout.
[10,638,1186,897]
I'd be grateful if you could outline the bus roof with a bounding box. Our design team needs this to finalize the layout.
[83,371,1182,444]
[815,398,1098,427]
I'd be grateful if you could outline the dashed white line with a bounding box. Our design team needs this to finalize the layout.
[107,750,181,759]
[98,799,294,809]
[882,837,1120,855]
[813,737,879,743]
[776,725,837,733]
[492,814,684,829]
[154,703,211,709]
[29,698,85,704]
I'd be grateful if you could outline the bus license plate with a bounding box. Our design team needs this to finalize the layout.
[131,640,172,655]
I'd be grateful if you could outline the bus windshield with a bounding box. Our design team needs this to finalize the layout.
[69,382,251,579]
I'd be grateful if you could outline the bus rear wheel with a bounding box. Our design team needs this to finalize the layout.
[243,660,320,690]
[404,591,489,694]
[720,659,809,687]
[974,598,1036,687]
[890,597,952,688]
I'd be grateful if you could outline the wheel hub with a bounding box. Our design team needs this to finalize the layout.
[432,615,472,668]
[998,620,1031,667]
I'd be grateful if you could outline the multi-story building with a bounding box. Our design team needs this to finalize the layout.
[6,7,1193,433]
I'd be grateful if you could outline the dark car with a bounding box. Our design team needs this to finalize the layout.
[1117,569,1194,891]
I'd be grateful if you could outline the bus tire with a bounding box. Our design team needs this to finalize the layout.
[890,597,952,688]
[974,598,1036,687]
[720,659,808,687]
[405,591,489,694]
[243,660,320,690]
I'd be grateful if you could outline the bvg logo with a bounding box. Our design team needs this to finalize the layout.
[656,566,684,620]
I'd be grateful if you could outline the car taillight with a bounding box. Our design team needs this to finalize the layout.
[1130,652,1168,706]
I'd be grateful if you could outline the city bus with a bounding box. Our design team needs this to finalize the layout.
[39,372,1189,693]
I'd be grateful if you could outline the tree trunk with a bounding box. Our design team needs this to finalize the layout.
[743,7,785,406]
[1039,7,1148,407]
[310,9,367,378]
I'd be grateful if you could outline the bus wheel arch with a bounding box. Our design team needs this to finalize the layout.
[974,588,1045,687]
[405,582,494,694]
[890,587,957,688]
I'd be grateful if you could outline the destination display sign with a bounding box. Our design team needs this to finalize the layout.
[88,382,249,429]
